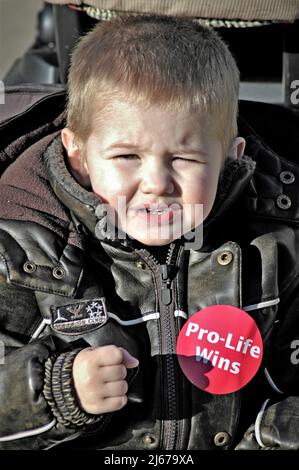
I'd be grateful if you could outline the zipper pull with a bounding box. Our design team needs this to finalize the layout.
[159,264,172,305]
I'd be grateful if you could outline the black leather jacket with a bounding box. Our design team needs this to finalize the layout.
[1,90,299,450]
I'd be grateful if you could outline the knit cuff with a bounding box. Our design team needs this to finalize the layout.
[43,349,101,428]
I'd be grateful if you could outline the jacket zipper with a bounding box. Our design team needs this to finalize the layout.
[137,243,181,450]
[160,264,172,305]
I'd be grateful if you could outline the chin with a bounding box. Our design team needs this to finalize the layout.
[132,234,175,246]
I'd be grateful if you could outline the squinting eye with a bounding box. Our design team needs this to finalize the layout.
[173,157,197,163]
[115,154,138,160]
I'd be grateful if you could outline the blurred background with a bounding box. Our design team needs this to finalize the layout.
[0,0,43,79]
[1,0,299,163]
[0,0,298,109]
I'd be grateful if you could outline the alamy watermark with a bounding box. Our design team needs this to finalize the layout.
[290,339,299,364]
[290,80,299,105]
[0,80,4,105]
[95,197,204,250]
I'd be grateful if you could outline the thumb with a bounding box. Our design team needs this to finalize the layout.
[119,347,139,369]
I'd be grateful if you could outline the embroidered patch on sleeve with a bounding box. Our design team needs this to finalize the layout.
[50,298,108,334]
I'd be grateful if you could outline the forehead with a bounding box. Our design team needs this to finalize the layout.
[90,98,215,144]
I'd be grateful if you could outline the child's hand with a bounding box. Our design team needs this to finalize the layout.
[72,345,139,414]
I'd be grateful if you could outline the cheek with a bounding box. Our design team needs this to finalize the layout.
[88,164,132,204]
[187,170,219,215]
[190,170,218,199]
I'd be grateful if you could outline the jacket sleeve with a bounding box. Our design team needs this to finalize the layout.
[236,283,299,450]
[0,274,102,450]
[235,397,299,450]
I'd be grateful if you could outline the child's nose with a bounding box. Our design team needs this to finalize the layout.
[140,165,174,195]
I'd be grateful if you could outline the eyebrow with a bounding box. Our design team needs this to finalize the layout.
[107,142,141,150]
[174,149,208,157]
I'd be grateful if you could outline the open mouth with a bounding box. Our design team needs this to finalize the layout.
[137,207,171,214]
[131,204,182,225]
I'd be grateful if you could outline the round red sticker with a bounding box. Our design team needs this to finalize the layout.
[177,305,263,394]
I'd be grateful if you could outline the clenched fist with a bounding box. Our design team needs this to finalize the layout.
[72,345,139,415]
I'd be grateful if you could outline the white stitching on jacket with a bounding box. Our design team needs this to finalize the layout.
[0,419,56,442]
[174,310,188,319]
[264,368,284,394]
[243,298,280,312]
[29,318,51,342]
[255,398,270,448]
[108,311,159,325]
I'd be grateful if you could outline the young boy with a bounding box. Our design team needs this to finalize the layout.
[0,14,299,450]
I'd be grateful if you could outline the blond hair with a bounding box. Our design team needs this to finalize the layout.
[67,14,240,154]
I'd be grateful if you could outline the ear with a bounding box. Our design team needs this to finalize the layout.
[228,137,246,159]
[61,128,91,187]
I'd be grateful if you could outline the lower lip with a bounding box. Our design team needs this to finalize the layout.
[135,209,177,224]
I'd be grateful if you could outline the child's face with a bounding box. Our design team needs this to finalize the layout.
[63,100,234,246]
